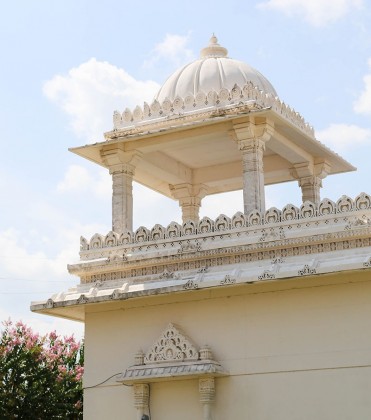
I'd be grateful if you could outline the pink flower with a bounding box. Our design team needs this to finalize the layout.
[49,331,57,341]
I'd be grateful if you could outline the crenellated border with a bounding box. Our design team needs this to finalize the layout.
[80,193,371,253]
[111,82,315,137]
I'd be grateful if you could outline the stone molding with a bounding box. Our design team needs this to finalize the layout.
[110,82,315,138]
[74,232,371,284]
[78,193,371,252]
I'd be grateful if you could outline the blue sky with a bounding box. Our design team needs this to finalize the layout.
[1,0,370,338]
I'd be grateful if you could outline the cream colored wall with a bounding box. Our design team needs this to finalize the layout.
[83,276,371,420]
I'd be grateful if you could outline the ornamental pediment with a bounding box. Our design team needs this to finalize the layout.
[118,323,227,384]
[144,323,199,364]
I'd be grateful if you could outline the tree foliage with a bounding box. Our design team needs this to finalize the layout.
[0,320,84,419]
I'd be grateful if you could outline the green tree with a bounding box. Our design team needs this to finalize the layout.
[0,320,83,419]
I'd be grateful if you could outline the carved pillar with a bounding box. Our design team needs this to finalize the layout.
[133,383,149,420]
[199,377,215,420]
[292,162,330,205]
[232,119,274,215]
[101,149,141,233]
[110,164,134,232]
[170,183,208,223]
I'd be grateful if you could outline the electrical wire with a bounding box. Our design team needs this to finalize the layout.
[83,372,133,390]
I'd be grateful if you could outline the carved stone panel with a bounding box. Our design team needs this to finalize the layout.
[144,323,199,364]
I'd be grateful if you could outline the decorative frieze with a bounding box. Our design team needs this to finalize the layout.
[76,233,371,284]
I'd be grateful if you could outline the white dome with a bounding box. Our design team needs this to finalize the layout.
[155,35,277,103]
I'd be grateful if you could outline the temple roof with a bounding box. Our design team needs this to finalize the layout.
[69,37,354,199]
[155,35,277,103]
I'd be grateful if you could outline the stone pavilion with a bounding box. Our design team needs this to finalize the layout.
[32,36,371,420]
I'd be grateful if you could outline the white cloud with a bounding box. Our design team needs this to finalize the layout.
[56,164,180,229]
[43,58,160,141]
[317,123,371,151]
[0,228,65,279]
[57,164,111,199]
[354,58,371,116]
[143,33,195,69]
[57,164,92,192]
[257,0,363,26]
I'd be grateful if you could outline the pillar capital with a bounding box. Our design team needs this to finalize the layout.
[231,117,275,145]
[291,161,331,205]
[101,148,142,175]
[170,183,208,223]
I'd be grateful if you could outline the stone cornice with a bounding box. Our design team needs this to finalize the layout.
[31,248,371,314]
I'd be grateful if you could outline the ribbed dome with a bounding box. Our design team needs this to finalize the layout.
[155,35,277,103]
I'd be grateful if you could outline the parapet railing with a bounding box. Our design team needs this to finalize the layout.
[80,193,371,255]
[111,82,314,137]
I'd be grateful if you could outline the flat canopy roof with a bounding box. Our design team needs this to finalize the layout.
[70,106,355,198]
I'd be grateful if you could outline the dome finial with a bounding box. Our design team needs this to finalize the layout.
[200,34,228,58]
